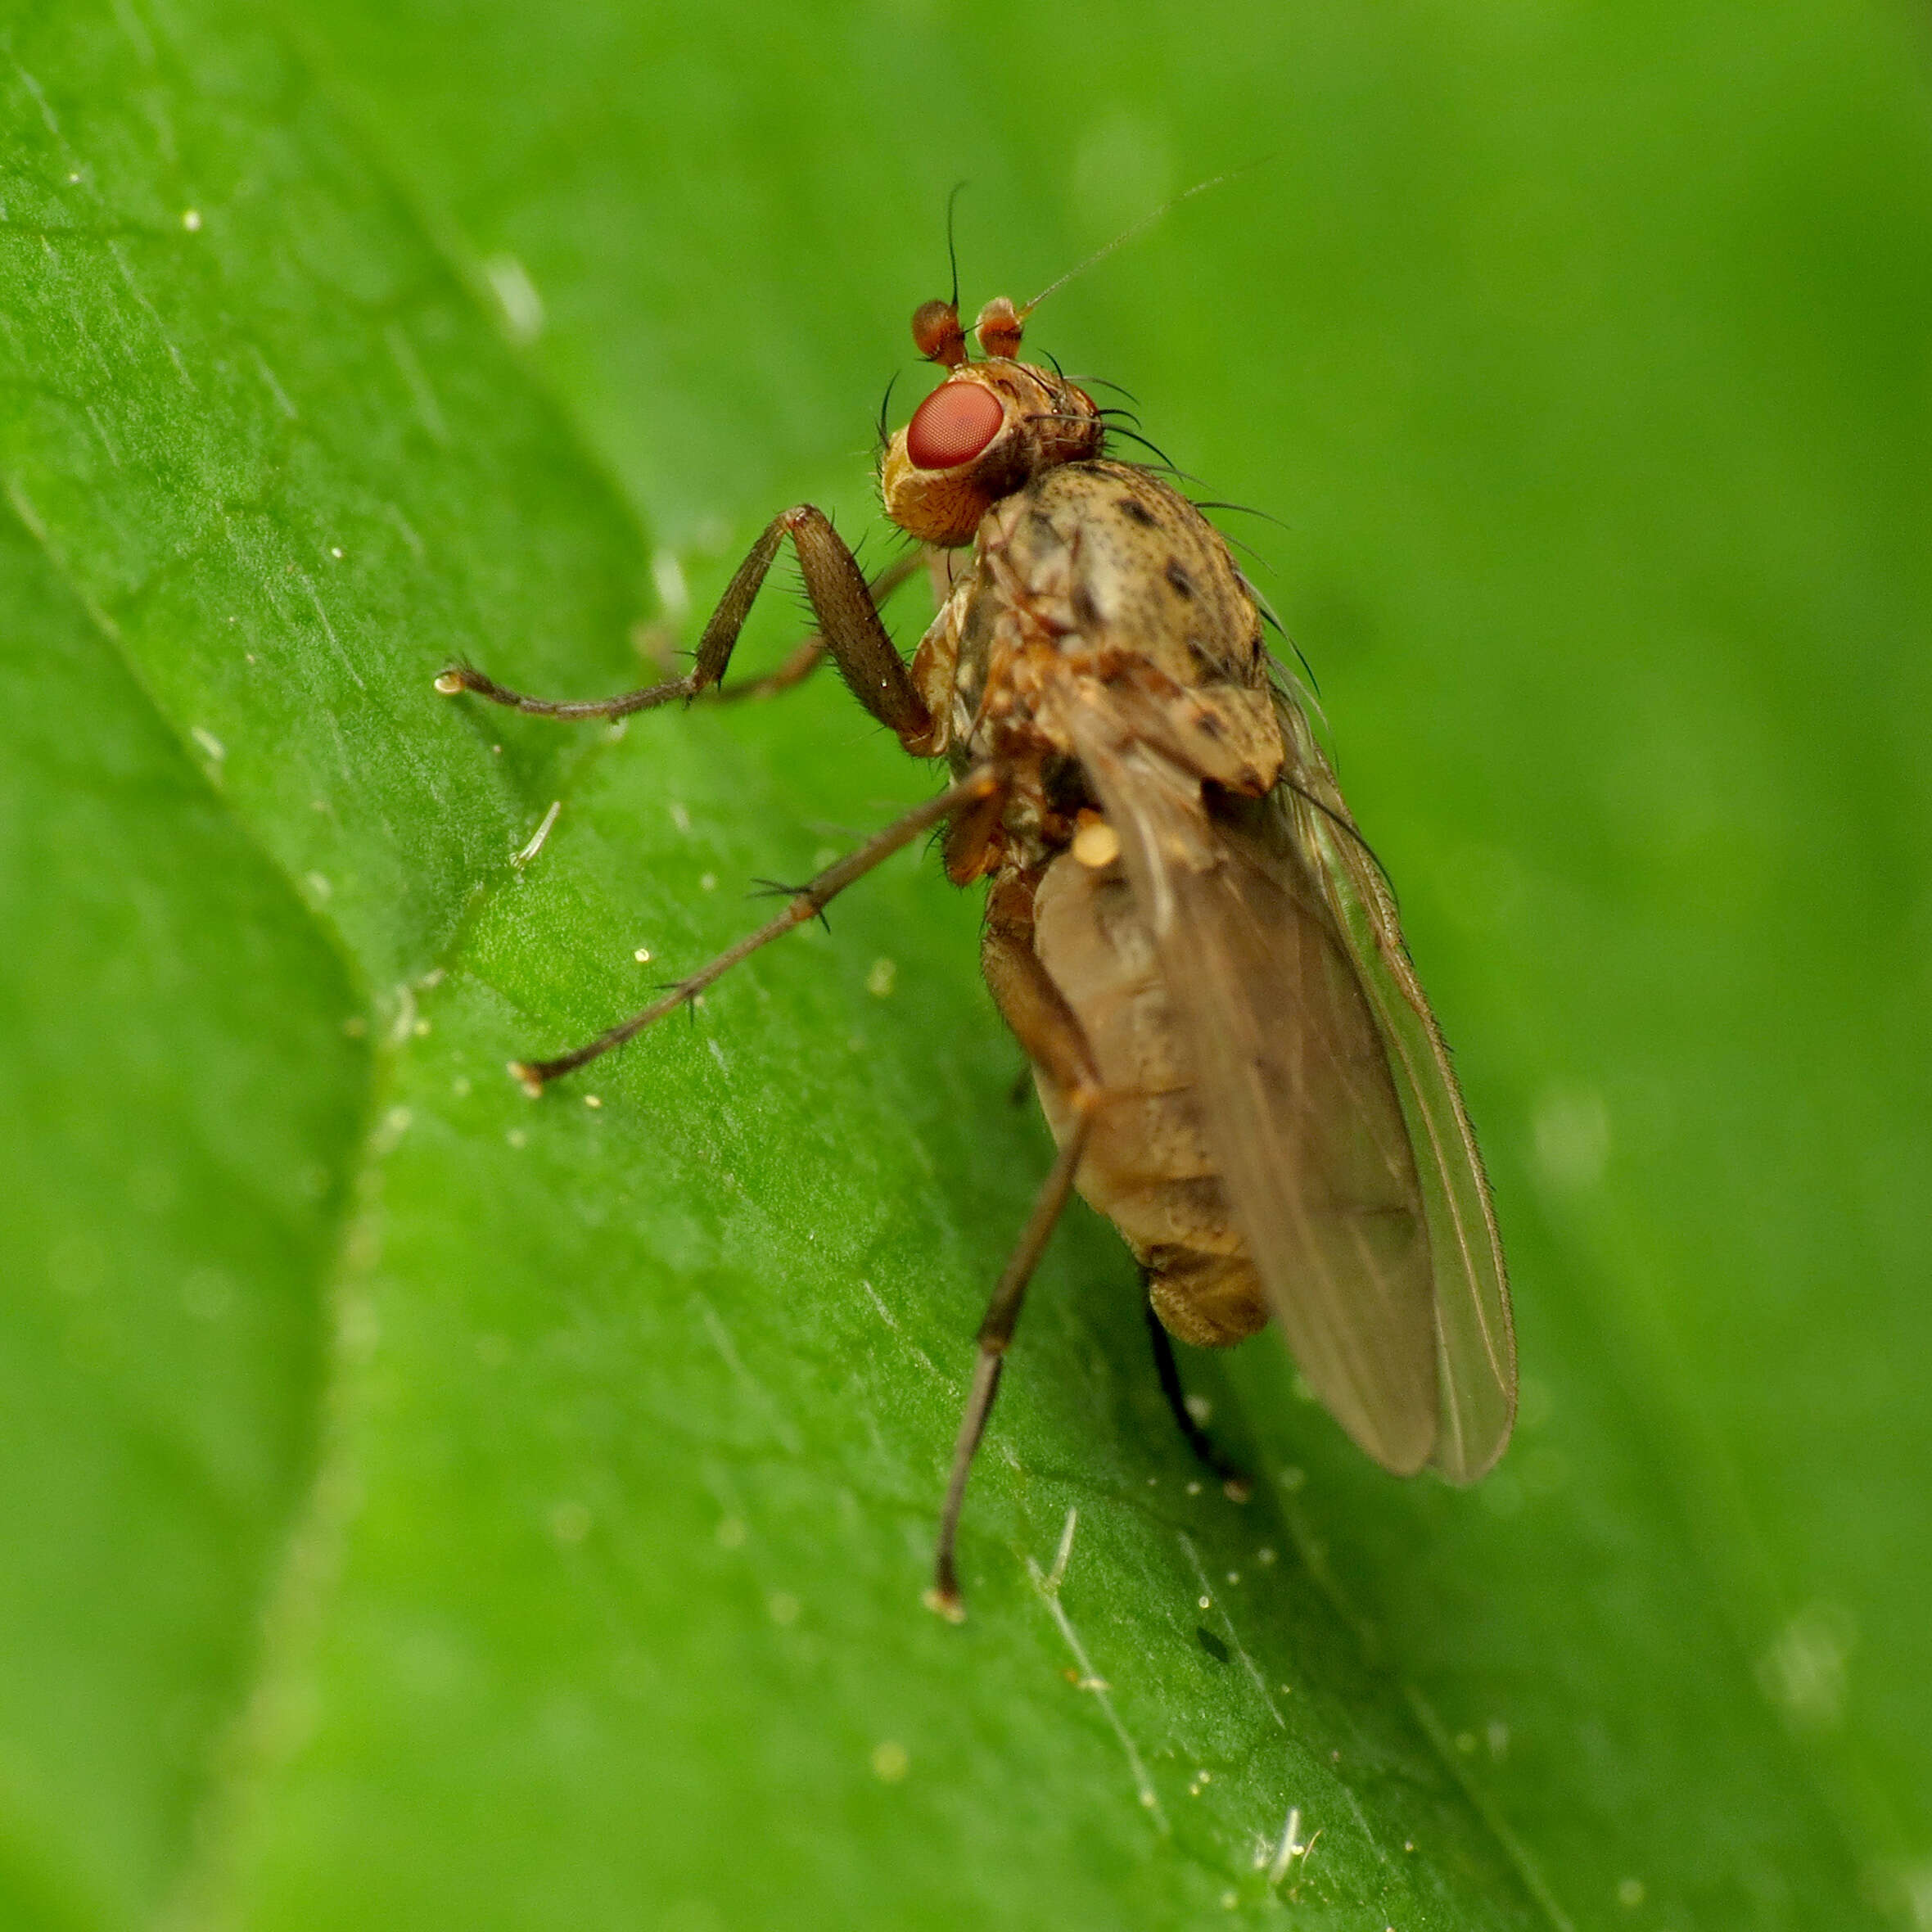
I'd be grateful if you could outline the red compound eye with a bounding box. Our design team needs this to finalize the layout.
[905,382,1004,471]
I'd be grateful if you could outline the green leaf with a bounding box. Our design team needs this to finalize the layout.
[4,1,1928,1928]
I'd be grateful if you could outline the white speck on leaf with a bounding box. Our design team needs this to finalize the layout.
[1267,1805,1310,1884]
[512,800,562,867]
[1758,1602,1856,1727]
[651,550,690,621]
[1026,1534,1167,1831]
[482,253,546,344]
[1045,1507,1078,1594]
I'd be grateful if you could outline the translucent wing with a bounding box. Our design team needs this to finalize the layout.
[1267,688,1515,1478]
[1063,682,1514,1480]
[1064,693,1437,1469]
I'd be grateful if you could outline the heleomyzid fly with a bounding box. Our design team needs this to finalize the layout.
[437,209,1515,1618]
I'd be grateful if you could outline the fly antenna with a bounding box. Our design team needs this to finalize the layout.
[944,180,967,313]
[1020,160,1262,321]
[913,183,973,366]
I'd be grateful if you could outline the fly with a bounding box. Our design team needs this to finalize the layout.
[436,229,1516,1620]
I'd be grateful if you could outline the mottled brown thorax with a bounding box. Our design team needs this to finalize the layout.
[911,459,1280,877]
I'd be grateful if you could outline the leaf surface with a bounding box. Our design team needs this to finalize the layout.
[3,1,1929,1927]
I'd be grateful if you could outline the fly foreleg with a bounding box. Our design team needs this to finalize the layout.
[779,508,933,747]
[436,516,789,719]
[706,550,924,704]
[436,512,933,747]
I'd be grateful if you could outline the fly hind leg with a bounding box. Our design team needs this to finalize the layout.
[928,868,1107,1621]
[928,1108,1094,1623]
[1143,1291,1253,1502]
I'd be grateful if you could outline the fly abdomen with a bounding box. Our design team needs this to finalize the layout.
[1024,850,1268,1348]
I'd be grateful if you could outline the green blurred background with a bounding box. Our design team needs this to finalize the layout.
[2,0,1928,1927]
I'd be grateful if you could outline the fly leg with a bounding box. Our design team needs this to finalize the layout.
[436,516,791,719]
[1143,1296,1253,1502]
[508,766,1000,1093]
[979,870,1101,1099]
[927,1110,1093,1623]
[928,869,1107,1619]
[980,865,1252,1529]
[436,510,934,747]
[705,550,924,703]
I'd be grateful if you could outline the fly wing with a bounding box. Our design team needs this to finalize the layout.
[1268,688,1516,1478]
[1063,690,1441,1474]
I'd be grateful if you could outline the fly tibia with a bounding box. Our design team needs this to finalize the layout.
[1144,1297,1253,1500]
[748,878,832,932]
[502,772,995,1107]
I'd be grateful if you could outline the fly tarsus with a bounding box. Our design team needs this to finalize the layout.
[434,661,701,720]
